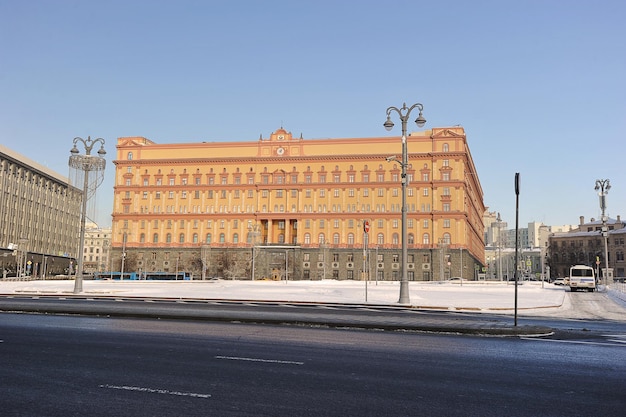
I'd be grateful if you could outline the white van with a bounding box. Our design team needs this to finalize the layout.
[569,265,596,292]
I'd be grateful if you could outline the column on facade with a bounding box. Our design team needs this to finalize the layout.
[267,219,273,244]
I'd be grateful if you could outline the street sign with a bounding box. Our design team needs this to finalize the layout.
[363,220,370,233]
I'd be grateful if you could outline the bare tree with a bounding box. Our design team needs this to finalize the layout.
[219,250,249,280]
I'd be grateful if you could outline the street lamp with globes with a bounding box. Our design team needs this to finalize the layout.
[69,136,106,293]
[384,102,426,304]
[594,179,611,287]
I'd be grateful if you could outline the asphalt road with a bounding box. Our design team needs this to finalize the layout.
[1,313,625,417]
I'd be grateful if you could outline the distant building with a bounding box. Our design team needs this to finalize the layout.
[83,223,111,274]
[548,215,626,279]
[0,144,80,277]
[110,127,486,280]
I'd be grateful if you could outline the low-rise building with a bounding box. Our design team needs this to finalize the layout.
[548,215,626,280]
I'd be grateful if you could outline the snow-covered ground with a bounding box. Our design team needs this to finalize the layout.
[0,279,566,312]
[3,278,626,319]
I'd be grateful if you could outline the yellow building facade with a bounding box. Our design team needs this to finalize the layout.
[111,126,485,280]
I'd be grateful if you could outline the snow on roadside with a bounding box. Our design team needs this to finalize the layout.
[0,279,565,313]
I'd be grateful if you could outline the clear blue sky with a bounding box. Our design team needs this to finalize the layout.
[1,0,624,229]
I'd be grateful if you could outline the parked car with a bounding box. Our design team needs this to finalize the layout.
[553,278,567,286]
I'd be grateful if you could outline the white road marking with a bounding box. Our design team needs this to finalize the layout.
[215,355,304,365]
[520,337,626,347]
[100,384,211,398]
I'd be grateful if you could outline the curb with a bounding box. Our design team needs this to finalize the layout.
[0,294,554,337]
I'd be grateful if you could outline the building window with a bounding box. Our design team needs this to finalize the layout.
[219,233,225,243]
[153,233,159,243]
[304,233,311,244]
[206,233,212,243]
[423,233,430,244]
[179,233,185,243]
[377,233,384,245]
[127,152,133,160]
[443,219,451,228]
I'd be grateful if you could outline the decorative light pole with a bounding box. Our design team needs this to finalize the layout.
[384,102,426,304]
[594,179,611,287]
[69,136,106,293]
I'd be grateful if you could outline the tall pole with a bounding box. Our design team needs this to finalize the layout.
[69,136,106,293]
[514,173,520,327]
[497,212,503,281]
[595,179,611,288]
[76,168,89,290]
[384,102,426,304]
[120,232,127,280]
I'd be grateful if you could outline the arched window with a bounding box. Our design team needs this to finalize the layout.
[193,233,199,244]
[219,233,225,243]
[333,233,340,245]
[423,233,430,245]
[127,152,133,160]
[206,233,212,244]
[278,233,284,243]
[347,233,355,245]
[304,233,311,244]
[408,233,415,245]
[153,233,159,243]
[377,233,384,245]
[442,143,449,152]
[140,233,145,243]
[392,233,399,245]
[233,233,239,244]
[318,233,326,244]
[179,233,185,243]
[166,233,172,243]
[442,233,451,244]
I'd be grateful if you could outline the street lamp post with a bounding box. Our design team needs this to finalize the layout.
[384,102,426,304]
[120,231,127,280]
[68,136,106,293]
[594,179,611,287]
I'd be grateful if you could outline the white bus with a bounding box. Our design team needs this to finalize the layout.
[569,265,596,292]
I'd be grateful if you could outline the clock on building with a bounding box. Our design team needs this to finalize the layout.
[276,147,285,155]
